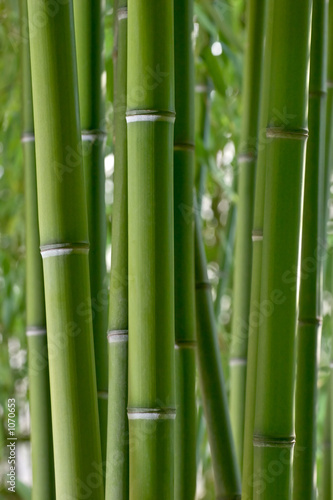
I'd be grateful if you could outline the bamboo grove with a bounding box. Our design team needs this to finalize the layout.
[5,0,333,498]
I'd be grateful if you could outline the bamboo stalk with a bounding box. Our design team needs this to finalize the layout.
[194,203,241,499]
[228,0,266,470]
[253,0,312,497]
[126,0,176,497]
[105,1,129,498]
[173,1,196,498]
[27,1,103,497]
[21,1,55,496]
[73,0,108,463]
[293,1,327,498]
[322,388,331,500]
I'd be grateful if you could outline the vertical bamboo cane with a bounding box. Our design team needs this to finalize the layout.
[293,1,327,498]
[27,0,103,497]
[127,0,176,498]
[253,0,312,498]
[194,204,241,499]
[174,1,196,498]
[105,1,129,498]
[229,0,266,469]
[21,0,55,496]
[73,0,108,462]
[322,388,331,500]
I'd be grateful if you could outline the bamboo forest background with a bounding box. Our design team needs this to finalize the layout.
[0,0,331,499]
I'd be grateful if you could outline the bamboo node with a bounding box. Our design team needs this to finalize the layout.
[174,142,195,152]
[195,84,208,93]
[127,408,176,420]
[309,89,327,99]
[175,340,197,350]
[126,110,176,124]
[40,242,89,259]
[81,130,106,142]
[266,127,309,141]
[107,329,128,343]
[238,152,257,163]
[298,317,322,327]
[253,434,295,448]
[195,280,211,290]
[252,230,263,242]
[327,80,333,88]
[26,327,47,337]
[117,7,128,20]
[229,357,247,366]
[97,391,108,400]
[21,133,35,143]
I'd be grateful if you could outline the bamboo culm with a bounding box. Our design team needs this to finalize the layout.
[194,202,241,499]
[21,0,55,496]
[293,0,327,498]
[126,0,176,497]
[253,0,312,497]
[105,1,129,498]
[174,0,196,498]
[27,0,103,497]
[73,0,108,463]
[228,0,266,470]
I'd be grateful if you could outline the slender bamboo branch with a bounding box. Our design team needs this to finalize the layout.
[27,1,103,496]
[293,1,327,498]
[127,0,176,497]
[21,1,55,496]
[194,202,241,499]
[105,1,129,498]
[174,0,196,497]
[73,0,108,463]
[228,0,266,469]
[253,0,312,498]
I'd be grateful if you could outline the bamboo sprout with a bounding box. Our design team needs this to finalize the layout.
[293,1,327,498]
[229,0,266,469]
[27,0,103,497]
[253,0,312,497]
[173,0,196,498]
[105,1,129,498]
[194,203,241,499]
[21,0,55,496]
[127,0,176,497]
[73,0,108,462]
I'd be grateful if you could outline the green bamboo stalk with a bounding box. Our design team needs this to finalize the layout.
[322,388,331,500]
[194,204,241,499]
[27,1,103,497]
[105,1,129,498]
[253,0,312,497]
[126,0,176,497]
[228,0,266,470]
[293,1,327,498]
[73,0,108,463]
[21,0,55,497]
[174,0,196,498]
[324,1,333,233]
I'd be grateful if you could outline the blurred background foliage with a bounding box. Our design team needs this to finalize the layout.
[0,0,331,498]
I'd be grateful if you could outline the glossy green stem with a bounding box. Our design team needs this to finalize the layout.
[293,1,327,498]
[73,0,108,464]
[229,0,266,470]
[105,1,129,498]
[21,2,55,495]
[127,0,175,498]
[322,388,331,500]
[174,1,196,498]
[253,0,312,498]
[195,205,241,499]
[27,0,103,497]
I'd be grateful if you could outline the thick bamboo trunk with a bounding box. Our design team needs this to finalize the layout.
[253,0,312,498]
[105,1,129,498]
[21,1,55,496]
[293,1,327,498]
[229,0,266,469]
[127,0,176,497]
[27,0,103,497]
[174,1,196,498]
[194,206,241,499]
[73,0,108,463]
